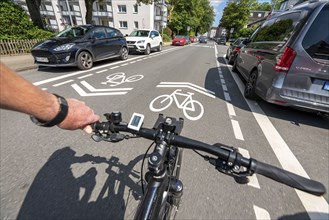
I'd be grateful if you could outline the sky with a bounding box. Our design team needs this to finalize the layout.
[210,0,271,26]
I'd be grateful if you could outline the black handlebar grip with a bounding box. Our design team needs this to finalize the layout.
[252,159,326,196]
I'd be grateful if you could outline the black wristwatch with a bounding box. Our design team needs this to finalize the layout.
[31,94,69,127]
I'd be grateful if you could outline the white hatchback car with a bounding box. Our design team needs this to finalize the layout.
[125,29,163,55]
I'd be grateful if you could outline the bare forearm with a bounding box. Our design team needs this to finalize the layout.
[0,63,100,132]
[0,63,59,121]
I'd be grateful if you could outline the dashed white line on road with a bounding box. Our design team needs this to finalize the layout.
[231,119,244,140]
[110,66,119,69]
[96,69,107,74]
[52,79,74,87]
[225,54,329,220]
[78,74,94,79]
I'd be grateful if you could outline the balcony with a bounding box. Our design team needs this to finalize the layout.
[40,10,55,16]
[61,11,81,16]
[93,11,113,18]
[154,15,167,22]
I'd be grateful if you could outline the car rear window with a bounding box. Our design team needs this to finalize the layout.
[252,12,300,42]
[302,5,329,63]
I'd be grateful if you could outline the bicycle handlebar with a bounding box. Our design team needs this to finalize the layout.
[92,113,326,196]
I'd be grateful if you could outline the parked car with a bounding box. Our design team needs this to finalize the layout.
[233,0,329,113]
[199,36,207,43]
[184,36,191,44]
[172,35,188,46]
[190,36,195,43]
[226,38,247,64]
[216,37,226,45]
[31,25,128,70]
[125,29,162,55]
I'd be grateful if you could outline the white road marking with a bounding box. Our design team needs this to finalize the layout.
[78,74,94,79]
[33,48,181,86]
[110,66,119,69]
[121,63,128,66]
[80,81,132,92]
[224,92,231,101]
[71,84,128,96]
[52,79,74,87]
[157,82,215,98]
[238,148,260,188]
[231,119,244,141]
[253,205,271,220]
[96,69,107,74]
[226,103,236,117]
[222,84,228,91]
[225,54,329,220]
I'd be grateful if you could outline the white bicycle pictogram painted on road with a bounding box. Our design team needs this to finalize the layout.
[149,89,204,121]
[101,72,144,86]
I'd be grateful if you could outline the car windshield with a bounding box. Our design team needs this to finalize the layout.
[129,30,150,37]
[56,26,91,38]
[175,35,184,38]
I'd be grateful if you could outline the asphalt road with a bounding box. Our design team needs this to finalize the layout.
[1,42,328,220]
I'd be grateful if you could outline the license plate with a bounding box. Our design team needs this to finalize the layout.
[323,81,329,91]
[35,57,49,63]
[128,45,134,48]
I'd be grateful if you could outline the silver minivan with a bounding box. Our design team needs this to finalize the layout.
[233,0,329,113]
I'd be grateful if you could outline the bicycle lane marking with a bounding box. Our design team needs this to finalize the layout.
[224,54,329,220]
[214,45,244,141]
[214,46,261,190]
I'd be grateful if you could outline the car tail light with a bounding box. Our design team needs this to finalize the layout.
[275,47,296,73]
[234,47,241,52]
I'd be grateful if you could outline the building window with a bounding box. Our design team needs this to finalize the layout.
[133,4,138,13]
[118,5,126,13]
[119,21,128,29]
[134,21,138,29]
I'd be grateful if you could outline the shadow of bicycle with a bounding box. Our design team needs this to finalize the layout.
[17,147,144,219]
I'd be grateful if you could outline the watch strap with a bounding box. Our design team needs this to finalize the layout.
[31,94,69,127]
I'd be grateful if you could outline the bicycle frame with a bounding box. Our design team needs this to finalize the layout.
[134,115,184,220]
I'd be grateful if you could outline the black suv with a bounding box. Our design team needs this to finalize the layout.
[233,0,329,113]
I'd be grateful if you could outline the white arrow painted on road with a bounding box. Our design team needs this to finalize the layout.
[71,80,133,96]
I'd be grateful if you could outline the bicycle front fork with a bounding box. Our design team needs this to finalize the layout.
[168,176,183,206]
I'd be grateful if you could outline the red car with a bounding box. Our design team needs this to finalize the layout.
[172,35,187,46]
[189,36,195,43]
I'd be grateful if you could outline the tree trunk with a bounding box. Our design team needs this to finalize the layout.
[84,0,95,24]
[25,0,43,29]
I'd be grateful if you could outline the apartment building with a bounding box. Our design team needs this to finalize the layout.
[14,0,167,35]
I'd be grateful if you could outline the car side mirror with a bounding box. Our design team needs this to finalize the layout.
[125,34,128,37]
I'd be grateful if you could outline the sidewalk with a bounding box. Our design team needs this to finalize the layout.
[0,54,36,72]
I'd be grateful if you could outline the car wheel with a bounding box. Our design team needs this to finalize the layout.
[244,70,259,100]
[144,44,151,55]
[157,43,162,52]
[228,55,235,65]
[119,47,128,60]
[77,51,93,70]
[232,58,238,72]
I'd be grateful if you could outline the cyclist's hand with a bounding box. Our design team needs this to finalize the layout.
[57,98,100,133]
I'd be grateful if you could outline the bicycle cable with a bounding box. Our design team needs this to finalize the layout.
[141,141,155,194]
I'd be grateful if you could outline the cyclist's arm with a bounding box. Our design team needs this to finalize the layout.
[0,63,100,132]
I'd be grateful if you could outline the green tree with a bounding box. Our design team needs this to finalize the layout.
[220,0,258,39]
[0,1,53,39]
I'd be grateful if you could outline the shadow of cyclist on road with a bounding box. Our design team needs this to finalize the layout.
[17,147,143,220]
